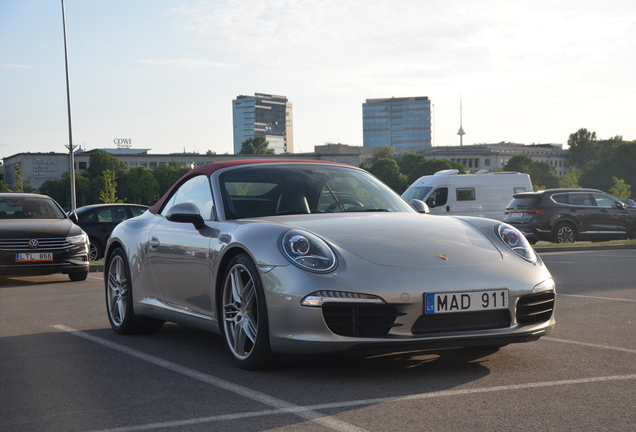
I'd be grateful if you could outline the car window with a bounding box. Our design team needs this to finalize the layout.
[507,196,541,209]
[568,193,593,206]
[456,188,475,201]
[0,197,65,219]
[130,207,147,217]
[78,211,95,223]
[552,193,569,204]
[402,186,432,201]
[592,193,618,209]
[161,175,214,221]
[219,164,414,219]
[428,187,448,207]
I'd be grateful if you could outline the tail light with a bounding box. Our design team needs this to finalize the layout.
[504,208,549,216]
[527,208,549,216]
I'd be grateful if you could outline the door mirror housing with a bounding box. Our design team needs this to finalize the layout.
[410,199,430,214]
[165,202,205,229]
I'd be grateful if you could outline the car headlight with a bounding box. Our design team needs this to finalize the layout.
[67,233,88,246]
[497,223,537,263]
[281,229,337,273]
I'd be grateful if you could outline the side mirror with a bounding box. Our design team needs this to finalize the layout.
[410,199,430,214]
[67,211,78,224]
[617,202,627,209]
[165,202,205,229]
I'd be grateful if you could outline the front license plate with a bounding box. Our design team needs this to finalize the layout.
[15,252,53,262]
[425,289,509,314]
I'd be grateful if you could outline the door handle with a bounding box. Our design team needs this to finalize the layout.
[149,236,160,250]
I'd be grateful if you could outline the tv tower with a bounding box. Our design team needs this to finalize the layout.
[457,96,465,146]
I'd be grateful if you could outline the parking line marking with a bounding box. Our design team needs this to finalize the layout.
[544,337,636,354]
[84,375,636,432]
[52,325,636,432]
[558,293,636,302]
[51,325,368,432]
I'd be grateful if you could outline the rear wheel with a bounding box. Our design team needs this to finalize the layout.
[221,253,278,370]
[106,247,163,334]
[552,222,576,244]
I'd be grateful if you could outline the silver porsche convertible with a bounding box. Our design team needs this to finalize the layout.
[104,160,555,370]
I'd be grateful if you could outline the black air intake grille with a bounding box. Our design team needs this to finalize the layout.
[322,304,404,337]
[516,291,555,325]
[411,310,511,334]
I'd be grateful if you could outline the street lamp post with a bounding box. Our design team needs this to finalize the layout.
[61,0,77,210]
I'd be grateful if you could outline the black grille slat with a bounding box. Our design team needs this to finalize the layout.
[322,304,404,337]
[516,291,555,325]
[0,238,72,251]
[411,310,511,334]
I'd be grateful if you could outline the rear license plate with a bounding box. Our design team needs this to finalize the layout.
[425,289,508,314]
[15,252,53,262]
[511,213,524,218]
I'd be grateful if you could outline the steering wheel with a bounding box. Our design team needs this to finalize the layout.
[326,198,364,212]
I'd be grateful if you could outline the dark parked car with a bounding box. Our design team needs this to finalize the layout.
[74,204,148,260]
[504,188,636,244]
[0,193,89,281]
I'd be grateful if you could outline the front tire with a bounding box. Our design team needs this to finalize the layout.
[89,240,102,261]
[552,222,576,244]
[106,247,163,335]
[221,253,278,370]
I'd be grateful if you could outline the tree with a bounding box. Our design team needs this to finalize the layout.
[85,150,127,179]
[153,163,191,198]
[239,136,275,155]
[13,165,37,193]
[559,169,581,188]
[528,161,559,189]
[503,154,533,173]
[119,167,159,204]
[567,128,597,169]
[366,158,408,193]
[599,135,623,159]
[99,170,122,203]
[609,177,631,199]
[396,153,424,182]
[407,159,462,184]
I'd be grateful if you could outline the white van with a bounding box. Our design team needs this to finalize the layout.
[402,169,532,220]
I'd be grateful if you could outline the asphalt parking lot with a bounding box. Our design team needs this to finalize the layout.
[1,248,635,431]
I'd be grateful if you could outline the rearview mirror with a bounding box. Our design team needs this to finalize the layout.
[165,203,205,229]
[410,199,430,214]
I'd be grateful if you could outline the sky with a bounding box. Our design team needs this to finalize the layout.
[1,0,635,158]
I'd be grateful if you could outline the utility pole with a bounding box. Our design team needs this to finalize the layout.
[61,0,77,210]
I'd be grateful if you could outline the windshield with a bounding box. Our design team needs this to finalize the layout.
[0,196,66,219]
[219,164,415,219]
[402,186,433,202]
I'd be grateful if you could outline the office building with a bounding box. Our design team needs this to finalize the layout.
[363,96,433,149]
[232,93,294,154]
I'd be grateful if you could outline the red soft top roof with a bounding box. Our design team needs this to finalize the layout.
[148,159,349,214]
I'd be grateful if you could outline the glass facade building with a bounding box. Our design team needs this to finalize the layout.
[232,93,294,154]
[362,97,432,149]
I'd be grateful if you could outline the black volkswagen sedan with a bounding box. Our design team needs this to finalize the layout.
[0,193,89,281]
[504,188,636,243]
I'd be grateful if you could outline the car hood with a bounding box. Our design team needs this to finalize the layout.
[0,219,81,239]
[260,213,502,268]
